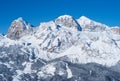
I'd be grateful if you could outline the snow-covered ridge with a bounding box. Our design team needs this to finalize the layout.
[1,15,120,67]
[5,15,120,40]
[77,16,108,32]
[1,15,120,81]
[0,15,119,66]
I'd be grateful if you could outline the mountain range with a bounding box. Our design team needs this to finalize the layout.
[0,15,120,81]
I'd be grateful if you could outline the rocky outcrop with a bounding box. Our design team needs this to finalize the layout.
[110,27,120,34]
[7,17,32,40]
[55,15,82,31]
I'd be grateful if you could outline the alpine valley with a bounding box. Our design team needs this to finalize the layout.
[1,15,120,81]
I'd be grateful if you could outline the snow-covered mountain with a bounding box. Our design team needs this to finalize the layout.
[7,17,33,40]
[0,15,120,81]
[77,16,108,32]
[55,15,82,31]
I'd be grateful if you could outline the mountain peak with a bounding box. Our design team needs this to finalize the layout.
[57,15,73,19]
[80,16,89,19]
[78,16,92,24]
[16,17,23,21]
[13,17,26,22]
[80,15,89,18]
[77,16,107,31]
[11,17,30,30]
[55,15,82,31]
[7,17,32,40]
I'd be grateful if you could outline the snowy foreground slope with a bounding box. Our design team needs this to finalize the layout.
[1,15,120,81]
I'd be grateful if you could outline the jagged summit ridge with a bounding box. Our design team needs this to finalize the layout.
[1,15,120,81]
[6,15,120,40]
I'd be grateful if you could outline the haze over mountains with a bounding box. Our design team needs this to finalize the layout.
[1,15,120,81]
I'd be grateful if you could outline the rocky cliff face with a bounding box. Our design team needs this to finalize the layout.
[7,17,32,40]
[55,15,82,31]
